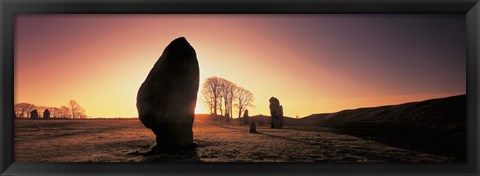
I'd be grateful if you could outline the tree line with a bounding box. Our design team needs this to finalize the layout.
[14,100,87,119]
[201,76,254,118]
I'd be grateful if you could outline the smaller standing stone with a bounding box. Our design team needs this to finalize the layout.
[31,110,39,119]
[249,119,258,134]
[43,109,50,119]
[269,97,284,129]
[243,109,249,125]
[245,109,258,133]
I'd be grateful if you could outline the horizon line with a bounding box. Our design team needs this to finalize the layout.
[16,93,466,119]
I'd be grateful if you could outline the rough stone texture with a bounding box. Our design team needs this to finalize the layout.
[31,110,39,119]
[136,37,199,150]
[269,97,284,129]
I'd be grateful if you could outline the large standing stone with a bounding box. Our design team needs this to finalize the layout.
[137,37,199,151]
[269,97,283,129]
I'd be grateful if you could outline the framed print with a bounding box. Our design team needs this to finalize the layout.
[1,0,479,175]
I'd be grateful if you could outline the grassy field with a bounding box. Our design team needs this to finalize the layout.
[15,116,454,162]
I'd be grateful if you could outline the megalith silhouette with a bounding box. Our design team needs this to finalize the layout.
[269,97,284,129]
[31,110,39,119]
[137,37,200,151]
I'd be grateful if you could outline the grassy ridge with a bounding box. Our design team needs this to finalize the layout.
[309,94,465,160]
[231,95,465,160]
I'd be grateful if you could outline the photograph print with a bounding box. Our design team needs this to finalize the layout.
[14,14,466,162]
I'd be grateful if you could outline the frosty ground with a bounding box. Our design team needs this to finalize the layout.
[14,117,453,162]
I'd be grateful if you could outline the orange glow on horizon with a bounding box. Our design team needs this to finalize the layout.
[194,103,206,114]
[15,14,466,118]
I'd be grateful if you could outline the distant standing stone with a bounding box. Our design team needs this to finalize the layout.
[249,118,258,134]
[136,37,200,151]
[269,97,284,129]
[243,109,249,125]
[31,110,39,119]
[43,109,50,119]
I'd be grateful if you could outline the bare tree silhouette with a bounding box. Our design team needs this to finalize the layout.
[14,102,88,119]
[14,103,36,118]
[68,100,85,119]
[50,107,60,118]
[220,79,237,118]
[236,87,254,118]
[36,106,47,118]
[201,76,253,119]
[202,77,222,115]
[201,88,215,115]
[60,106,71,118]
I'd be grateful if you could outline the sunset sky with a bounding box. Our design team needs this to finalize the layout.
[15,14,466,118]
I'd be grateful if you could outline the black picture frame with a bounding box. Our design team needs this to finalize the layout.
[1,0,479,175]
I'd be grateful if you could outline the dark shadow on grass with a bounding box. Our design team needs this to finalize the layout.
[331,123,465,161]
[210,121,324,146]
[257,132,450,162]
[208,122,250,132]
[129,145,200,162]
[206,121,453,162]
[257,132,319,146]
